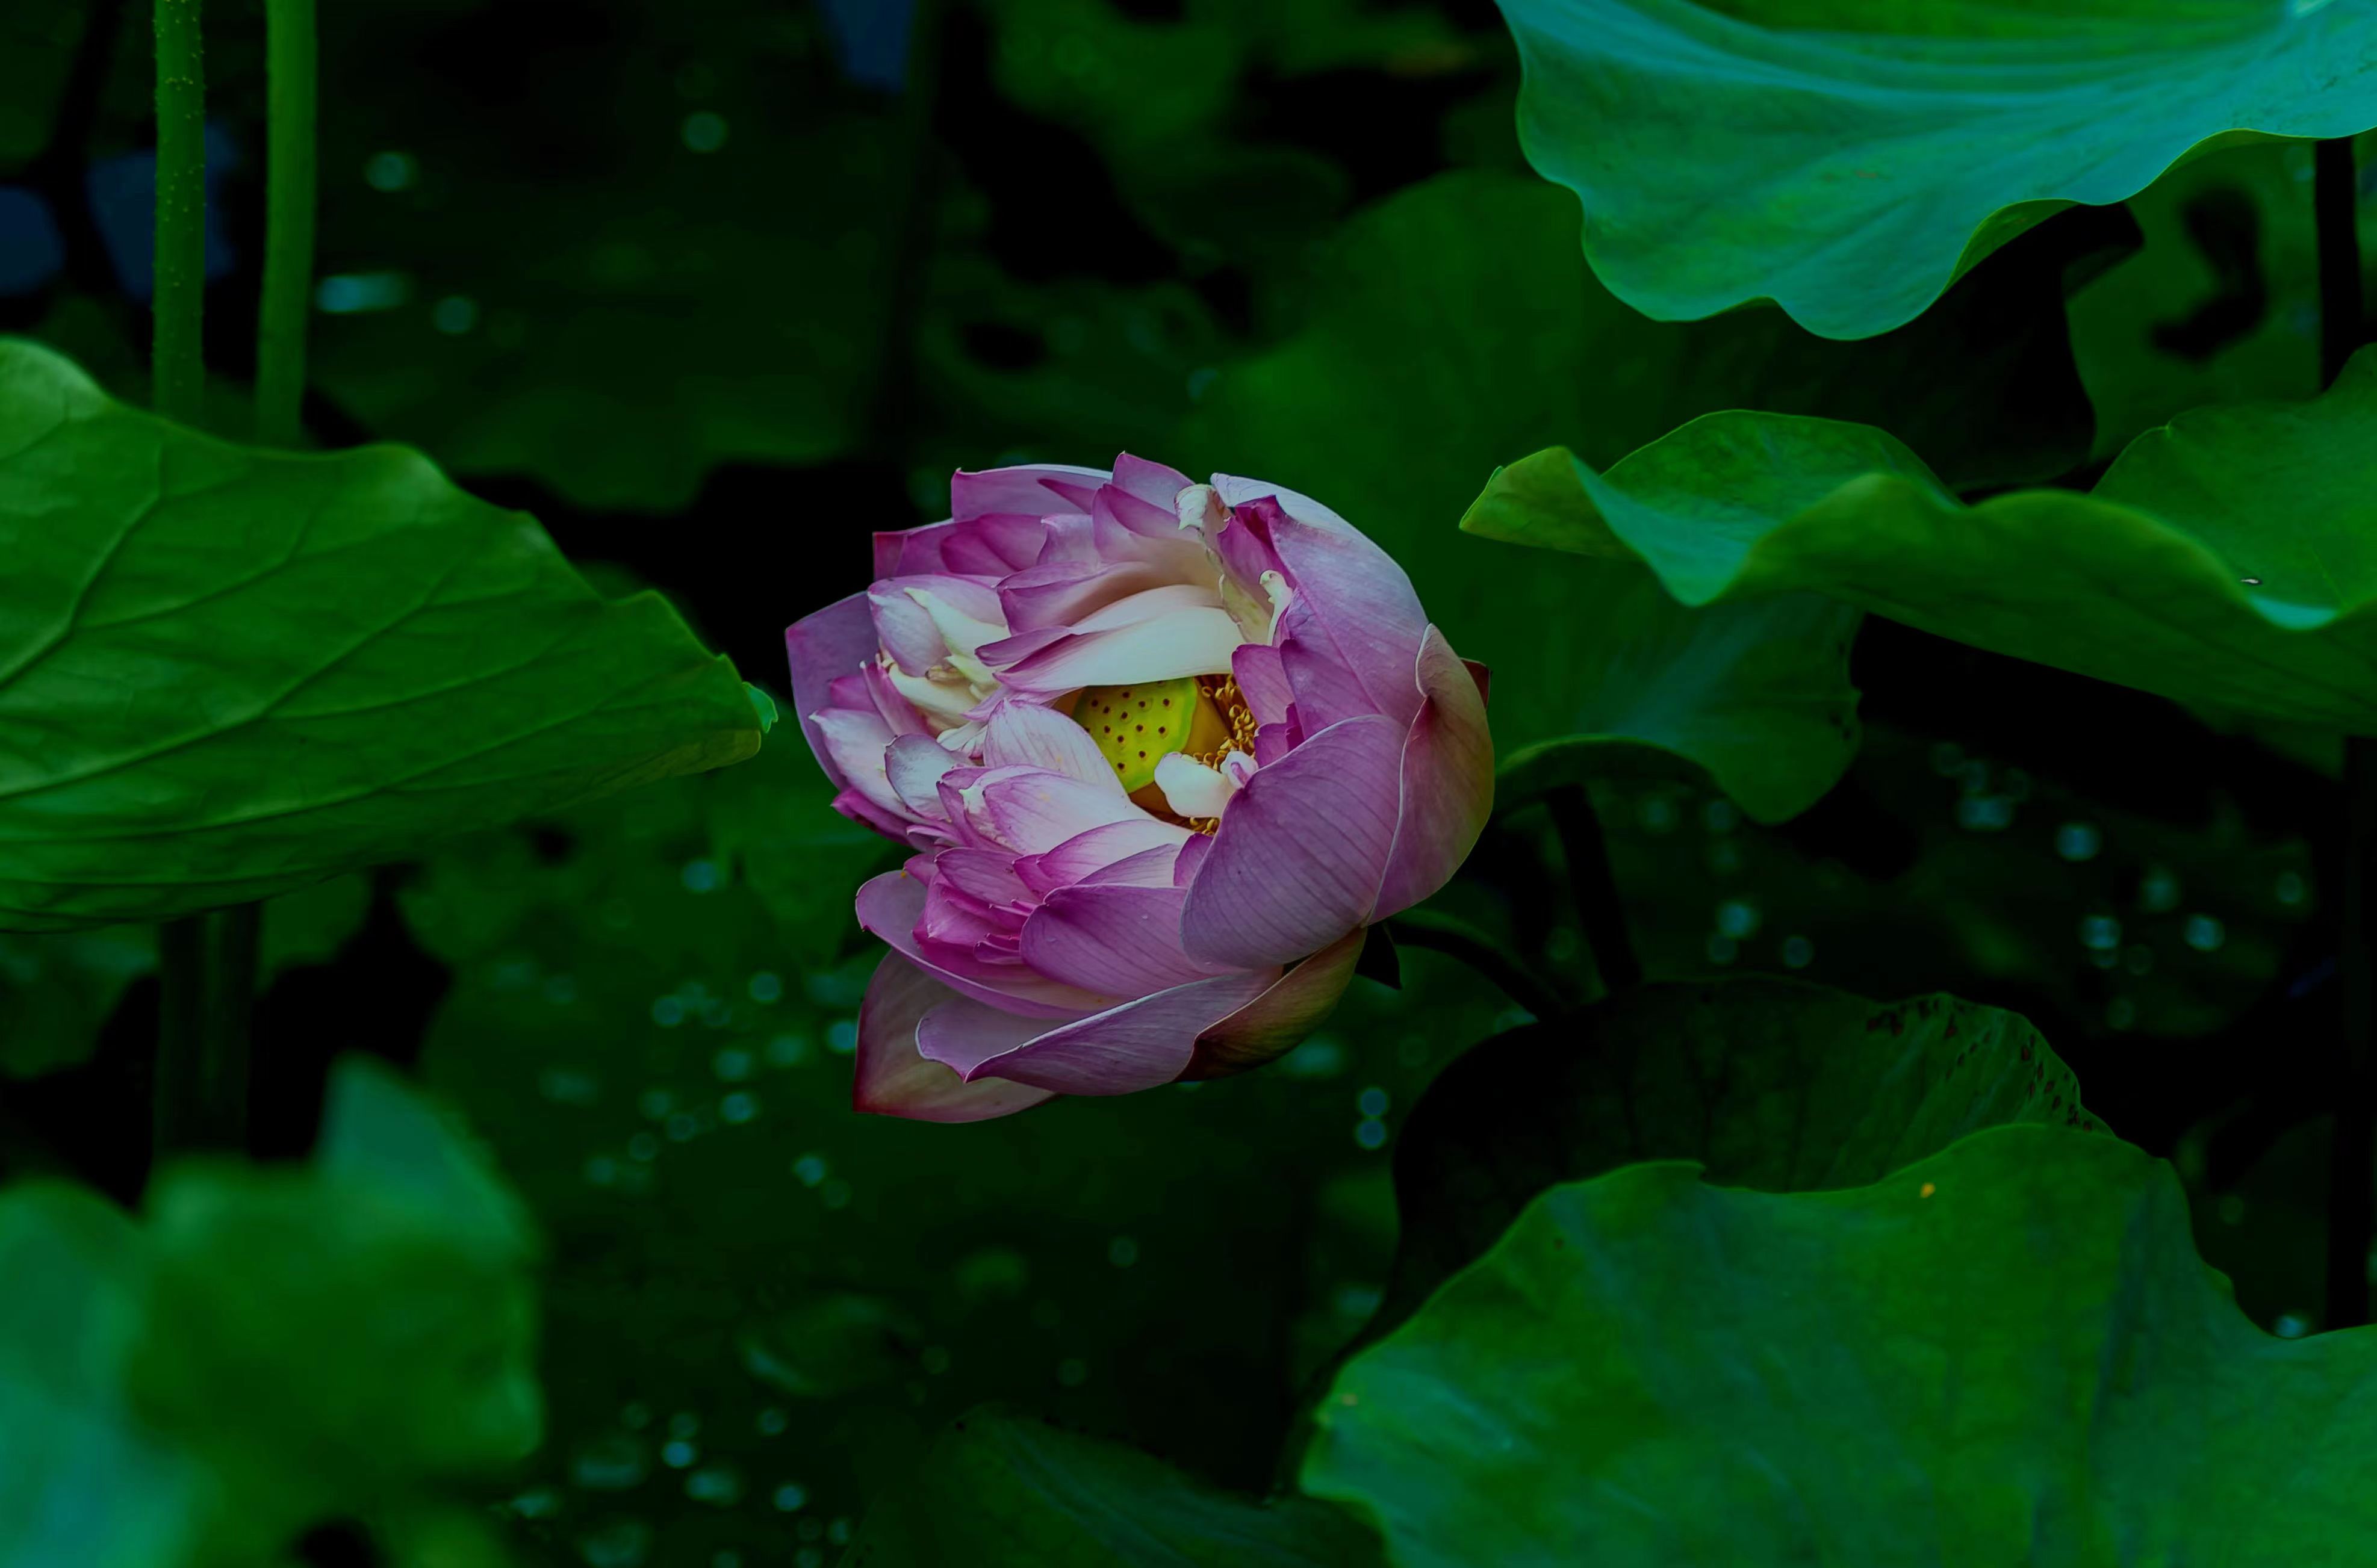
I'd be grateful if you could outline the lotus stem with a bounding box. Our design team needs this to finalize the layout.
[151,0,206,424]
[255,0,317,447]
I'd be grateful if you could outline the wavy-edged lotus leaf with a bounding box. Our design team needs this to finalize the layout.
[1373,977,2090,1348]
[1306,1125,2377,1564]
[847,1404,1381,1567]
[0,339,760,932]
[1181,172,2111,819]
[1499,0,2377,338]
[1464,349,2377,732]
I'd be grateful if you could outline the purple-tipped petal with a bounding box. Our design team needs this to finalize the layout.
[1179,714,1403,970]
[915,996,1052,1076]
[1015,817,1192,893]
[1110,452,1193,512]
[857,870,1111,1018]
[786,592,881,790]
[1188,925,1368,1079]
[1373,627,1496,920]
[1261,504,1428,728]
[965,970,1278,1095]
[853,955,1057,1123]
[951,463,1113,522]
[1231,642,1294,727]
[983,704,1126,794]
[974,769,1143,854]
[1020,883,1225,998]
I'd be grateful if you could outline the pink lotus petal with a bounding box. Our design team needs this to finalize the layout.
[1173,832,1213,888]
[1110,452,1193,512]
[857,871,1113,1017]
[1212,473,1361,537]
[1373,626,1496,920]
[975,769,1143,854]
[934,848,1032,910]
[854,955,1055,1123]
[1462,658,1490,704]
[1276,595,1379,733]
[995,606,1245,694]
[1000,559,1160,632]
[1263,504,1428,727]
[886,733,959,819]
[1079,843,1185,887]
[964,970,1278,1095]
[1015,817,1192,894]
[951,462,1112,519]
[1188,925,1368,1079]
[814,707,907,826]
[1020,883,1223,997]
[944,514,1057,576]
[1179,714,1403,970]
[786,592,881,790]
[1231,643,1294,727]
[983,704,1126,795]
[915,996,1051,1076]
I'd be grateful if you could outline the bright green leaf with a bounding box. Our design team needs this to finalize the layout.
[1307,1124,2377,1564]
[1464,351,2377,732]
[1500,0,2377,337]
[0,339,760,932]
[848,1404,1382,1567]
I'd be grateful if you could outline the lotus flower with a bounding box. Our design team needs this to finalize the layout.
[786,455,1493,1121]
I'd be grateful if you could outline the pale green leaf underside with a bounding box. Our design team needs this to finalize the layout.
[1464,349,2377,731]
[1502,0,2377,337]
[1307,1125,2377,1564]
[0,340,761,931]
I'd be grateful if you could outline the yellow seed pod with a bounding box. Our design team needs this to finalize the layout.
[1072,677,1228,793]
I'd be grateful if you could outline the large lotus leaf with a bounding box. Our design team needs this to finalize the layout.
[129,1058,542,1558]
[1499,0,2377,338]
[1179,172,2103,819]
[1465,349,2377,732]
[1305,1126,2377,1564]
[845,1404,1381,1566]
[1376,978,2092,1344]
[0,339,760,932]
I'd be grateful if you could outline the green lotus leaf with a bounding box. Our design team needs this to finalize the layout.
[1373,978,2092,1346]
[1464,349,2377,731]
[848,1404,1381,1567]
[0,339,760,932]
[1306,1124,2377,1564]
[1499,0,2377,337]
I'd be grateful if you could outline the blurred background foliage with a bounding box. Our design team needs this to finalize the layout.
[2,0,2373,1563]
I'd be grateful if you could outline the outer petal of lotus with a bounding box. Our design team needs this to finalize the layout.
[785,591,880,792]
[935,969,1281,1095]
[951,462,1112,521]
[1178,714,1405,971]
[853,954,1057,1123]
[1186,925,1369,1079]
[1373,625,1496,920]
